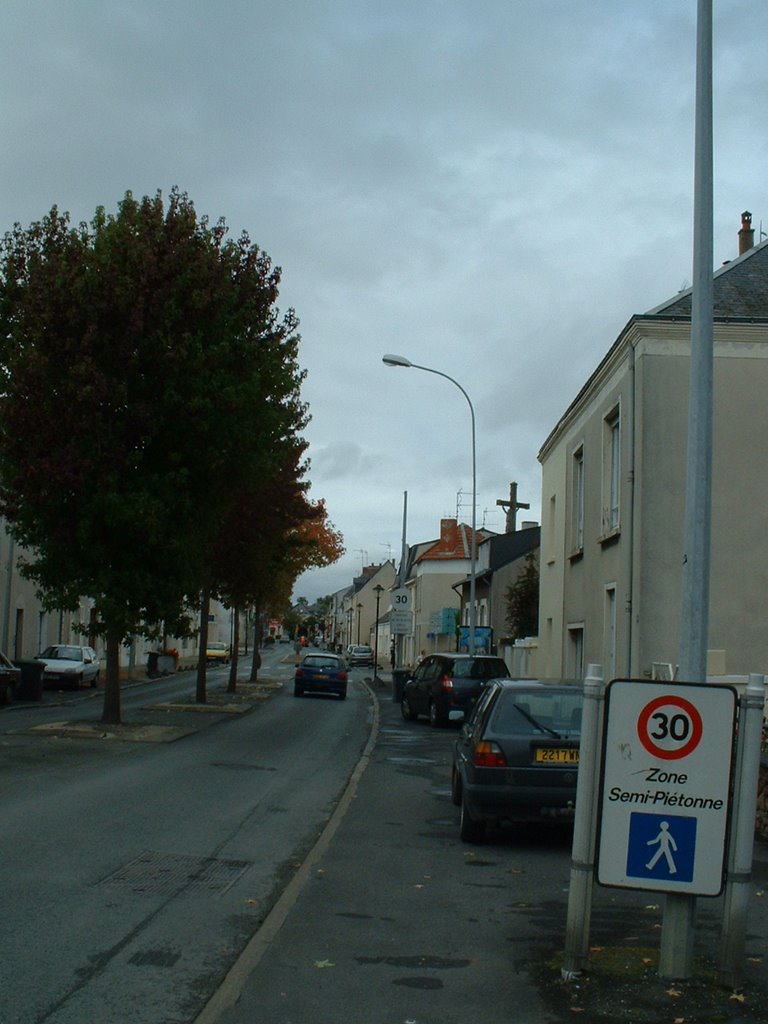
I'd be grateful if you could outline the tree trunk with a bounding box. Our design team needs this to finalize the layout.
[227,606,240,693]
[250,604,262,681]
[196,588,209,704]
[101,626,122,724]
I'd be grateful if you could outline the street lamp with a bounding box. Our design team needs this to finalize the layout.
[372,584,384,681]
[356,603,363,645]
[382,353,477,656]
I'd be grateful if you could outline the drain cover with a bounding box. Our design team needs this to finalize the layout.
[98,850,251,897]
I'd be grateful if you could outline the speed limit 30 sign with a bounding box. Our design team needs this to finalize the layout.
[596,680,736,896]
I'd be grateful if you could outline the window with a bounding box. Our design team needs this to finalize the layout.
[567,624,584,680]
[603,406,621,536]
[571,445,584,554]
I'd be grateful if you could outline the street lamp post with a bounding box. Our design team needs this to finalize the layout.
[356,603,363,645]
[383,354,477,656]
[373,584,384,681]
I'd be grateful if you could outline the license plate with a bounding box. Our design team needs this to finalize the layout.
[535,748,579,764]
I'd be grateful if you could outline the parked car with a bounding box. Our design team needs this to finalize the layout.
[294,653,348,700]
[0,651,21,704]
[347,644,374,668]
[400,653,510,727]
[205,641,230,664]
[36,644,100,690]
[451,679,583,843]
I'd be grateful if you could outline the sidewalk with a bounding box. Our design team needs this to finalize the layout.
[196,682,768,1024]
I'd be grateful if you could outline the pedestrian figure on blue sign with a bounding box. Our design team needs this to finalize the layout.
[646,820,677,874]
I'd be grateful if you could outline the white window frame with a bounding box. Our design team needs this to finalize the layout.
[603,405,621,536]
[571,444,585,555]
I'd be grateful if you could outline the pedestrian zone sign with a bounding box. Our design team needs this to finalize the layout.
[596,679,736,896]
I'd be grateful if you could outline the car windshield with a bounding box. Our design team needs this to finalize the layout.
[303,657,341,669]
[493,689,583,738]
[40,646,82,661]
[208,643,226,650]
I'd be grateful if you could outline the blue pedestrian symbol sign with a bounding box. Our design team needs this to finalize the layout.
[626,813,696,884]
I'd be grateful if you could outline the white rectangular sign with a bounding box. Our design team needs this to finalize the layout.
[390,587,412,635]
[596,679,736,896]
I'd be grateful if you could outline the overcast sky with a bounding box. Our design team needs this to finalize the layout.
[2,1,766,602]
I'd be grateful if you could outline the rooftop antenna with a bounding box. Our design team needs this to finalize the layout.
[380,542,392,560]
[355,549,368,571]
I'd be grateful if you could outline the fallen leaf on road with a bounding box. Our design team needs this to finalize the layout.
[314,959,334,969]
[666,988,681,998]
[730,992,746,1003]
[569,1007,585,1013]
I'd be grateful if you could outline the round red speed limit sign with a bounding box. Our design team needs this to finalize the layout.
[637,695,703,760]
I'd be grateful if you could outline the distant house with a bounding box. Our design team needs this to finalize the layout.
[400,518,493,665]
[453,523,540,661]
[538,212,768,682]
[333,562,396,653]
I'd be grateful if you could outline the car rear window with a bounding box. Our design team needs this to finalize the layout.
[303,656,341,669]
[452,659,509,680]
[492,689,583,736]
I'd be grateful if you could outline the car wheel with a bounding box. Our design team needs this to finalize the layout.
[73,674,83,691]
[450,765,462,806]
[460,794,486,844]
[294,686,303,697]
[401,695,417,721]
[90,672,99,688]
[1,683,13,705]
[338,691,347,700]
[429,700,447,728]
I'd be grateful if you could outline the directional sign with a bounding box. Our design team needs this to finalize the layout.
[596,679,736,896]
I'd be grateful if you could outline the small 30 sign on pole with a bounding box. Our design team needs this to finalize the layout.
[596,679,736,896]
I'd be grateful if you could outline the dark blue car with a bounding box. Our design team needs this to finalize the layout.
[294,653,348,700]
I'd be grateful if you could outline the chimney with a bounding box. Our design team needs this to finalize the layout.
[738,210,754,255]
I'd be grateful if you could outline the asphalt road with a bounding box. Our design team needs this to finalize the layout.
[0,646,373,1024]
[4,652,768,1024]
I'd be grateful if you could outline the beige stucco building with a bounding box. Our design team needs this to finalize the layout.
[538,216,768,682]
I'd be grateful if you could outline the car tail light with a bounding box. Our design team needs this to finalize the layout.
[338,671,347,682]
[295,669,305,679]
[472,741,507,768]
[440,674,454,692]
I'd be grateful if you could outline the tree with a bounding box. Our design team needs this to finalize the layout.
[504,552,540,642]
[0,189,307,723]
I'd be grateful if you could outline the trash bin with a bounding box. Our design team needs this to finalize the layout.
[392,669,410,704]
[147,651,160,677]
[15,661,45,701]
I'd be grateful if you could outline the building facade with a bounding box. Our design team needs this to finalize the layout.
[538,217,768,682]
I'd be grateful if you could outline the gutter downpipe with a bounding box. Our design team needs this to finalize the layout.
[625,340,636,676]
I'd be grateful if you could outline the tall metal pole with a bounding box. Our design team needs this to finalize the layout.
[662,0,714,980]
[383,355,477,655]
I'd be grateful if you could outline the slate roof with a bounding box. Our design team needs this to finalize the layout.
[485,525,540,571]
[648,237,768,319]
